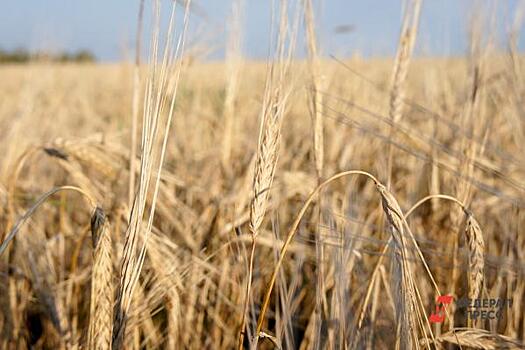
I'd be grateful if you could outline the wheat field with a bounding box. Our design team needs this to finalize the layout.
[1,1,525,349]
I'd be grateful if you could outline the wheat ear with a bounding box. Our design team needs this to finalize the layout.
[221,0,243,169]
[303,0,324,181]
[386,0,421,187]
[376,183,418,350]
[465,213,485,302]
[238,1,293,348]
[88,207,113,350]
[421,328,525,349]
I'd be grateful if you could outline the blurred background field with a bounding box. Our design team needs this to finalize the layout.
[1,1,525,349]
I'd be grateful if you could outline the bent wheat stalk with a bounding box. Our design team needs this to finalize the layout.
[356,194,467,332]
[408,194,485,324]
[254,170,379,345]
[0,186,95,257]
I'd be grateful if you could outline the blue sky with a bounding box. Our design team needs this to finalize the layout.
[0,0,523,61]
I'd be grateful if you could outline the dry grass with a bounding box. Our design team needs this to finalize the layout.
[1,1,525,349]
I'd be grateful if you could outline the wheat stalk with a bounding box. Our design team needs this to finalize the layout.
[386,0,421,187]
[129,0,145,208]
[112,1,192,348]
[238,1,296,347]
[221,0,243,170]
[303,0,324,181]
[88,207,113,350]
[147,232,182,347]
[303,3,325,344]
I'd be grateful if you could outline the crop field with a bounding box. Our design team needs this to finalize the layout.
[0,1,524,349]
